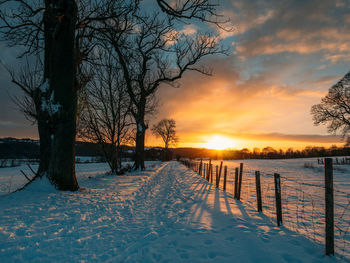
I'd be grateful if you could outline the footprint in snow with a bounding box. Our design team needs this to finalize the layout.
[180,252,190,259]
[225,236,235,242]
[208,251,217,259]
[260,234,270,243]
[282,253,303,263]
[204,239,213,245]
[143,231,158,241]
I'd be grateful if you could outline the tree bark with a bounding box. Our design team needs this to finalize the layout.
[44,0,79,190]
[102,143,119,174]
[36,118,51,177]
[34,0,57,178]
[134,118,146,170]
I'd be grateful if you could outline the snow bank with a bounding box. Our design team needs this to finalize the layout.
[22,176,57,193]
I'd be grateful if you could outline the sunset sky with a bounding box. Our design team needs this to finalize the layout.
[0,0,349,150]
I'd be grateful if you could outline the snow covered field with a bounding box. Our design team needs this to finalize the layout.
[0,162,111,195]
[201,157,350,260]
[0,161,341,262]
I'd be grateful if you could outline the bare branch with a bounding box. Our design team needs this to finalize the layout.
[311,71,350,138]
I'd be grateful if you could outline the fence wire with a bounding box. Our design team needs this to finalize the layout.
[182,159,350,261]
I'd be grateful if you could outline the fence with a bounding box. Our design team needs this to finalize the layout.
[180,158,350,260]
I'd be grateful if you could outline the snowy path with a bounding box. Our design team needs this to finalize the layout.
[0,162,337,262]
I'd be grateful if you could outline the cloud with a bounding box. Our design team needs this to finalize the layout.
[215,1,275,38]
[230,132,342,144]
[154,53,335,145]
[308,75,340,86]
[232,0,350,63]
[1,0,349,149]
[180,24,197,36]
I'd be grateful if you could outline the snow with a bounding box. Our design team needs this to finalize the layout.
[39,79,50,93]
[41,91,61,116]
[138,123,143,132]
[0,161,340,262]
[202,157,350,260]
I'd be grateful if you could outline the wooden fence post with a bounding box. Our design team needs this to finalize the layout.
[325,158,334,256]
[223,166,227,191]
[255,171,262,212]
[274,173,282,227]
[237,163,243,200]
[205,163,208,181]
[219,161,223,182]
[206,163,209,179]
[216,165,219,188]
[210,164,213,184]
[234,167,239,199]
[207,160,211,182]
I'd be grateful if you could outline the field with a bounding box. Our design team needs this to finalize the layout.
[200,157,350,260]
[0,157,349,260]
[0,162,111,196]
[0,161,337,262]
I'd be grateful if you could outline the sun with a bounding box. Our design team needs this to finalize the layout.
[203,135,237,150]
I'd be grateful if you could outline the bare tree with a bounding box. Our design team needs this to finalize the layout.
[157,0,230,28]
[2,58,53,180]
[78,50,132,174]
[0,0,229,187]
[105,12,224,170]
[0,0,136,190]
[4,59,42,124]
[311,71,350,138]
[152,118,178,160]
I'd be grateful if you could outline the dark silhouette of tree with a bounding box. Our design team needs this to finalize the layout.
[311,71,350,139]
[152,119,178,160]
[78,50,132,174]
[0,0,136,190]
[107,13,223,170]
[0,0,229,187]
[4,58,42,124]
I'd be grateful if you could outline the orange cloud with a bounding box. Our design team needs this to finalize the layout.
[148,51,343,150]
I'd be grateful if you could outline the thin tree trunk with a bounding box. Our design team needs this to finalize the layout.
[110,144,119,174]
[134,120,146,170]
[117,139,122,169]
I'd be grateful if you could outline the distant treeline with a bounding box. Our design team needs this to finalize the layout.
[0,138,103,159]
[0,137,163,161]
[2,137,349,161]
[172,145,350,160]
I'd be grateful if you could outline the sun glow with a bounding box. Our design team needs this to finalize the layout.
[202,135,237,150]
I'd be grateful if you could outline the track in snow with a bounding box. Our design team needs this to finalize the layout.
[0,161,336,262]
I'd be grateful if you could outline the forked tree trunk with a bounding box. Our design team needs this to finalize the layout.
[43,0,79,190]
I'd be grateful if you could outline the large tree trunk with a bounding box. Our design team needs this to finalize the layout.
[134,118,146,170]
[35,0,57,178]
[43,0,79,190]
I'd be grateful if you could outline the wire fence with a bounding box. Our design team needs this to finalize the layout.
[180,158,350,261]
